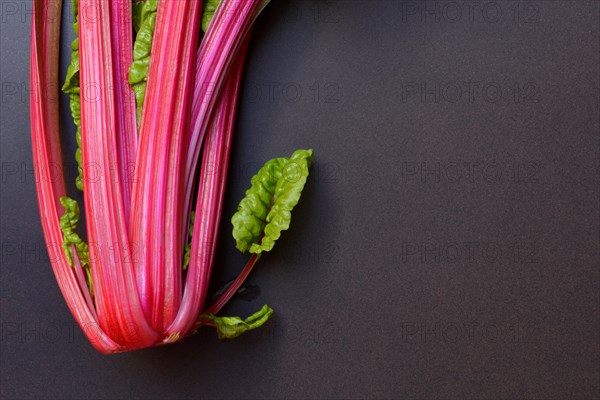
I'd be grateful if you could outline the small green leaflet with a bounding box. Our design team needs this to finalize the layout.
[202,0,221,32]
[128,0,158,125]
[232,149,313,254]
[182,211,196,270]
[205,305,273,339]
[61,0,83,191]
[59,197,93,296]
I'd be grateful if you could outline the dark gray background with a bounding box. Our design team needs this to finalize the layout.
[1,1,599,399]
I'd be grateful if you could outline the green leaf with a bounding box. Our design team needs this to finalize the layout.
[62,38,79,95]
[59,197,93,296]
[182,211,196,270]
[128,0,158,125]
[232,149,313,254]
[205,305,273,339]
[132,1,146,33]
[201,0,221,32]
[61,0,83,191]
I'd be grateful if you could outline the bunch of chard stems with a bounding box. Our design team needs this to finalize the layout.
[30,0,269,353]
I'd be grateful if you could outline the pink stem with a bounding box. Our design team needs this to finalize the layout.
[30,0,120,353]
[109,0,138,225]
[129,0,202,332]
[71,246,98,321]
[183,0,266,215]
[79,0,158,348]
[166,35,251,339]
[205,253,261,317]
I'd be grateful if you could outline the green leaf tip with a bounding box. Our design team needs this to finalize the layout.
[232,149,313,254]
[205,305,274,339]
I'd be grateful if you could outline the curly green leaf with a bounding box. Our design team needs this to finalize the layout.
[232,149,313,254]
[205,305,273,339]
[61,0,83,191]
[129,0,158,125]
[232,157,286,253]
[59,197,93,295]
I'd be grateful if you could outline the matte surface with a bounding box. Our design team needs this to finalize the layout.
[1,1,599,399]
